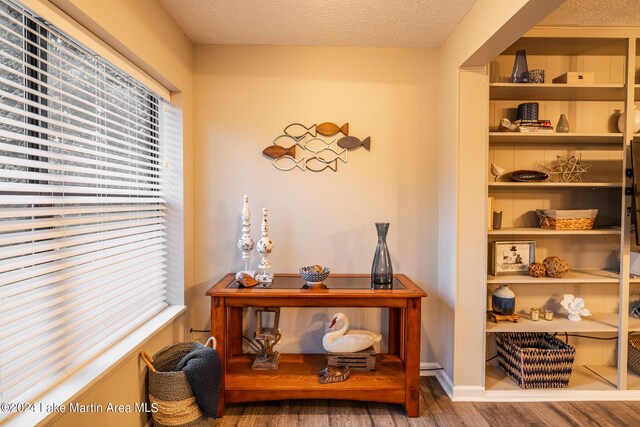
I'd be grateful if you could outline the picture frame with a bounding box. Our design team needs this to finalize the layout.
[491,240,535,275]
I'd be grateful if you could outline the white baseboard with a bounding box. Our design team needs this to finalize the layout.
[419,362,442,376]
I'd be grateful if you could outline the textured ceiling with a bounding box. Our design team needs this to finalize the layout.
[540,0,640,26]
[157,0,477,47]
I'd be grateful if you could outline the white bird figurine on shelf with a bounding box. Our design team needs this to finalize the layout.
[322,313,382,353]
[491,163,506,181]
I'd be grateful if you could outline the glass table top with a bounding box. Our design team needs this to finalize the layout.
[226,276,405,290]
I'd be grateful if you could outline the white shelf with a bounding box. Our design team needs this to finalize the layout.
[488,227,621,235]
[489,182,622,188]
[630,316,640,332]
[485,365,617,392]
[486,312,619,333]
[488,132,623,145]
[488,269,619,284]
[489,83,625,101]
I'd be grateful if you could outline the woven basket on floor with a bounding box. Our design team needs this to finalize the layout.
[629,335,640,375]
[536,209,598,230]
[496,332,575,389]
[140,338,216,427]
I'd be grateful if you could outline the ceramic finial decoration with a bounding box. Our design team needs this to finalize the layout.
[491,163,506,181]
[255,208,274,284]
[560,294,591,321]
[237,194,255,272]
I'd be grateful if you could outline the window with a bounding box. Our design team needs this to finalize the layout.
[0,0,167,415]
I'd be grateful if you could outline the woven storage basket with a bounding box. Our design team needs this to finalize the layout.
[140,338,216,427]
[536,209,598,230]
[496,332,575,389]
[629,335,640,375]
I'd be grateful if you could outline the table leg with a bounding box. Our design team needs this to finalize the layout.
[211,296,226,417]
[228,307,243,356]
[404,298,421,417]
[388,308,400,356]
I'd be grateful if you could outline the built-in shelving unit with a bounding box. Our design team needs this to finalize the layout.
[488,269,619,284]
[489,83,625,101]
[488,227,621,235]
[484,27,639,397]
[489,132,623,144]
[489,182,622,188]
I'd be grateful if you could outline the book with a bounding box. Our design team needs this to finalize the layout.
[519,127,554,133]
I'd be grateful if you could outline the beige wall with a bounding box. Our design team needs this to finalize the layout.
[41,0,194,425]
[192,45,440,361]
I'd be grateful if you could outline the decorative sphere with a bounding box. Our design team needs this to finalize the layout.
[543,256,569,278]
[257,239,273,255]
[528,262,546,278]
[617,107,640,133]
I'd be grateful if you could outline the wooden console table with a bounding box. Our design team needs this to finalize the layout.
[206,274,427,417]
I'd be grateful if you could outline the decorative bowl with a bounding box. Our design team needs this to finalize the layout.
[508,170,549,182]
[299,265,330,285]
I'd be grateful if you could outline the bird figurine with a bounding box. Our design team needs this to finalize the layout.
[322,312,382,353]
[491,163,506,181]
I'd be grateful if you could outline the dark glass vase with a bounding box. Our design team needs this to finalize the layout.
[511,49,529,83]
[371,222,393,287]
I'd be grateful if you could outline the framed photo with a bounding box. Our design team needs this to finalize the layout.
[491,240,535,275]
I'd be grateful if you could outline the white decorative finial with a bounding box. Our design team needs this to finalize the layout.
[255,208,274,284]
[237,194,255,272]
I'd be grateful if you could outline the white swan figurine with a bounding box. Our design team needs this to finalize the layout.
[322,312,382,353]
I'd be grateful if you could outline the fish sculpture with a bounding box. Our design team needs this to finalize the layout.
[315,146,347,164]
[273,155,305,171]
[284,123,316,139]
[263,144,296,159]
[337,136,371,151]
[303,137,335,154]
[317,122,349,137]
[306,157,337,172]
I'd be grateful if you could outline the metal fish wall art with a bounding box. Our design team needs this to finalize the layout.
[337,136,371,151]
[315,146,347,164]
[272,155,306,171]
[267,122,370,172]
[284,123,316,139]
[306,157,337,172]
[262,144,295,159]
[316,122,349,137]
[273,134,305,149]
[303,137,336,154]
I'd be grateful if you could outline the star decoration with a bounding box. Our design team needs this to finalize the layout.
[546,154,591,182]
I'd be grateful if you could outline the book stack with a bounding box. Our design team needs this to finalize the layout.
[516,119,554,133]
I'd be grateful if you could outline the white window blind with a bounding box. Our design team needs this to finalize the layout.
[0,0,167,415]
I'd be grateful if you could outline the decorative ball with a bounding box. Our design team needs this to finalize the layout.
[528,262,546,278]
[543,256,569,278]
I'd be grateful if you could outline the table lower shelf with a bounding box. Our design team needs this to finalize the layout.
[225,353,406,404]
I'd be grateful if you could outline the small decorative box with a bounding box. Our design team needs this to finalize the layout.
[552,72,595,84]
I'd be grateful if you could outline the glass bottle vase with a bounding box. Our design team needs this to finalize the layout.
[511,49,529,83]
[371,222,393,287]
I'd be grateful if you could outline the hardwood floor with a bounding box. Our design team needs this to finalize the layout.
[216,376,640,426]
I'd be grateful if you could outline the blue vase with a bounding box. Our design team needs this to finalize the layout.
[492,284,516,315]
[511,50,529,83]
[371,223,393,287]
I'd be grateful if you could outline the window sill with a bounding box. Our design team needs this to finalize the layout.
[4,305,186,426]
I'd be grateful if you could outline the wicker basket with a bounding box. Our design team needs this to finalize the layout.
[536,209,598,230]
[140,338,217,427]
[629,335,640,375]
[496,332,576,389]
